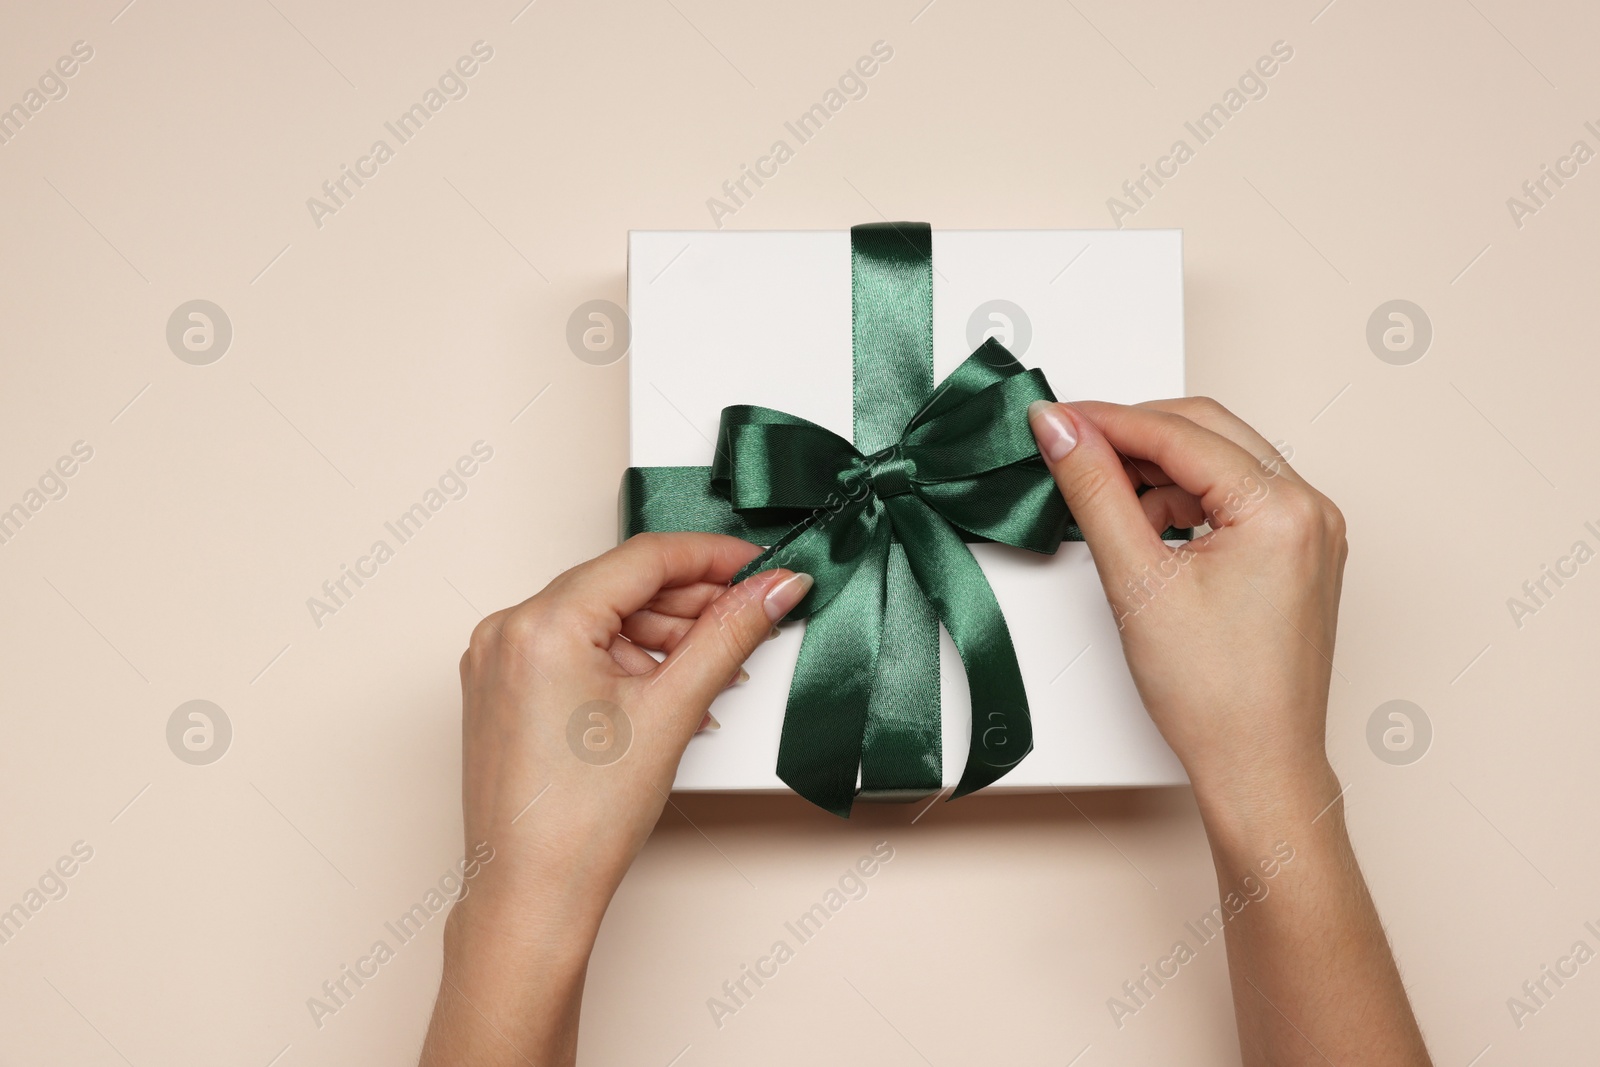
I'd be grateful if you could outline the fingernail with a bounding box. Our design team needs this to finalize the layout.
[699,712,721,732]
[764,572,814,622]
[723,667,749,689]
[767,626,781,641]
[1028,400,1077,462]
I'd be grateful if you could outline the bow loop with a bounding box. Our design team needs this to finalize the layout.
[902,366,1056,482]
[714,407,856,511]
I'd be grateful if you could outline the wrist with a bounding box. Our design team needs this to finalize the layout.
[443,880,602,984]
[1189,754,1344,861]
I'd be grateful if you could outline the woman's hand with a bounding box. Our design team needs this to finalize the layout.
[420,532,811,1067]
[1029,398,1431,1066]
[1027,397,1346,827]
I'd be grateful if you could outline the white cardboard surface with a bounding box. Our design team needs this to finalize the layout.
[628,229,1188,793]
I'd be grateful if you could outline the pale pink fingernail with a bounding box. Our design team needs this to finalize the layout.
[764,573,813,622]
[698,712,721,732]
[1028,400,1077,462]
[723,667,749,689]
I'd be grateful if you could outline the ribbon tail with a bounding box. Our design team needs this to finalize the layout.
[776,536,889,817]
[884,497,1034,798]
[858,543,943,800]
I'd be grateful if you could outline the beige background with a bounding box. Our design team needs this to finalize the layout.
[1,0,1596,1064]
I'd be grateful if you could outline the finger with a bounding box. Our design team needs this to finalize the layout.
[641,581,730,618]
[543,533,763,643]
[645,568,812,725]
[1064,402,1277,529]
[618,582,732,652]
[1123,398,1301,483]
[1028,401,1166,579]
[1120,452,1174,489]
[1137,484,1206,533]
[625,597,785,654]
[609,633,749,695]
[620,608,696,653]
[608,634,660,676]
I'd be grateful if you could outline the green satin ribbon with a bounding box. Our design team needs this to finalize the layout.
[622,223,1085,817]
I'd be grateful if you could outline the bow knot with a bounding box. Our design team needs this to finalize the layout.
[864,444,915,499]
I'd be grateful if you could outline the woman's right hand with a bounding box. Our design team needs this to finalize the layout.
[1027,397,1349,829]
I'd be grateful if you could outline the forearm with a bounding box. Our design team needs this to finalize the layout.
[1194,759,1431,1066]
[417,892,600,1067]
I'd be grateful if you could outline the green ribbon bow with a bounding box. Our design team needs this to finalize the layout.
[622,222,1085,817]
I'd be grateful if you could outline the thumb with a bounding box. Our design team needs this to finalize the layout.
[648,568,813,722]
[1028,401,1163,584]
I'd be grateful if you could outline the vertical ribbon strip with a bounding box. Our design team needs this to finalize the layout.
[849,223,943,801]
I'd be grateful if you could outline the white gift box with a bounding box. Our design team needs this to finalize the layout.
[627,228,1188,795]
